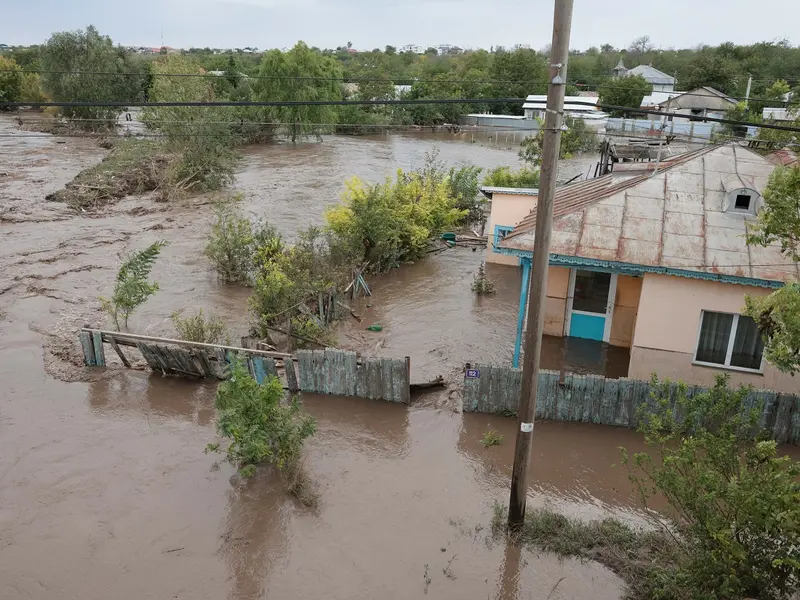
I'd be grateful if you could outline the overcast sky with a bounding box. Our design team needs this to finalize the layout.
[0,0,797,50]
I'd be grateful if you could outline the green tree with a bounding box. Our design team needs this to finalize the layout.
[143,54,237,193]
[519,116,596,166]
[598,75,651,117]
[489,47,548,114]
[623,375,800,600]
[0,56,22,109]
[251,42,343,142]
[41,26,144,128]
[210,358,316,477]
[745,165,800,373]
[681,52,742,94]
[483,166,540,188]
[100,241,166,331]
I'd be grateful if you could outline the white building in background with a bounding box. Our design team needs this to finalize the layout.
[400,44,424,54]
[523,95,608,130]
[613,60,676,93]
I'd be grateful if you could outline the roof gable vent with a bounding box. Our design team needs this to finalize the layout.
[721,175,760,215]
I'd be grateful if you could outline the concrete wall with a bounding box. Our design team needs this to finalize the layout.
[629,273,798,393]
[610,275,642,348]
[485,192,537,266]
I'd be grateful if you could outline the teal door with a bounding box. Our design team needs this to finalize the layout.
[567,269,616,342]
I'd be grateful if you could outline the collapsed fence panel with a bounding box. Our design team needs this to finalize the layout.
[463,364,800,445]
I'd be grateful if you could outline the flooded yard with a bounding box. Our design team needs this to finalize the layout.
[0,116,642,598]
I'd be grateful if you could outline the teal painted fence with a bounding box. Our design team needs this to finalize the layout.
[463,364,800,445]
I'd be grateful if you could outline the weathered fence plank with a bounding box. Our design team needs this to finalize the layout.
[91,331,106,366]
[462,363,800,445]
[285,358,299,392]
[80,330,96,366]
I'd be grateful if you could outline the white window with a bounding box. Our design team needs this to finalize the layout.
[694,310,765,372]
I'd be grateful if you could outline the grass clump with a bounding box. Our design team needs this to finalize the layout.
[479,429,503,447]
[171,308,229,344]
[491,504,679,600]
[471,262,496,295]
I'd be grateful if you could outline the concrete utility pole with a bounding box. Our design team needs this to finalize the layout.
[745,76,753,109]
[507,0,574,529]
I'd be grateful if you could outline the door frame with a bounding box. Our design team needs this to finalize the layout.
[565,268,617,343]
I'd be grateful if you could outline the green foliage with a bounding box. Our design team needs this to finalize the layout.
[251,42,343,142]
[482,166,540,189]
[681,52,741,94]
[143,54,237,194]
[20,72,48,104]
[100,241,166,330]
[519,116,597,167]
[0,56,22,108]
[744,165,800,374]
[205,202,282,285]
[491,504,678,600]
[621,375,800,600]
[249,226,354,335]
[171,308,229,344]
[599,75,651,117]
[471,262,496,295]
[290,316,336,348]
[745,285,800,374]
[211,358,317,476]
[479,428,503,446]
[41,26,144,128]
[326,161,467,272]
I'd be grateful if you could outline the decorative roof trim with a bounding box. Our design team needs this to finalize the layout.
[494,245,783,289]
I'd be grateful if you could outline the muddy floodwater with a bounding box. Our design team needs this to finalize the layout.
[1,115,651,599]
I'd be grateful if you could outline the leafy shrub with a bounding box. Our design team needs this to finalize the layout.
[209,358,317,477]
[471,262,496,295]
[482,166,540,189]
[479,429,503,446]
[519,116,597,166]
[622,375,800,600]
[100,241,166,330]
[20,72,49,104]
[205,203,282,285]
[290,316,336,348]
[171,309,229,344]
[326,169,467,272]
[0,56,22,108]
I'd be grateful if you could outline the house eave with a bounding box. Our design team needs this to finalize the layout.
[495,246,783,289]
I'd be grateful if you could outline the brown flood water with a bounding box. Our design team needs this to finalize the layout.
[0,116,673,599]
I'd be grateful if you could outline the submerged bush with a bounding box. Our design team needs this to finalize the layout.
[471,262,496,295]
[171,308,228,344]
[482,166,540,189]
[209,358,317,477]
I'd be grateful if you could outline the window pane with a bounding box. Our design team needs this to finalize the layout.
[730,316,764,370]
[573,270,611,314]
[696,311,733,365]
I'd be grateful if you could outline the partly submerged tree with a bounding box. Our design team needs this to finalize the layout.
[0,56,22,109]
[209,358,317,478]
[598,74,651,117]
[745,165,800,374]
[251,42,343,142]
[622,375,800,600]
[41,26,144,127]
[100,241,166,330]
[519,116,596,167]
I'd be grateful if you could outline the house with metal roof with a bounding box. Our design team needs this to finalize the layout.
[486,144,799,393]
[523,95,609,130]
[623,64,676,92]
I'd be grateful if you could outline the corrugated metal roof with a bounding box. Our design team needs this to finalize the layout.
[524,95,599,112]
[499,144,795,283]
[641,91,681,107]
[625,65,676,85]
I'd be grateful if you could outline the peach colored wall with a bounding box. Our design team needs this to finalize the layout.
[609,275,642,348]
[629,273,798,393]
[544,266,570,336]
[485,192,537,266]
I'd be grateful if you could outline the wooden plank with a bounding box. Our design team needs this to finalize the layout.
[477,364,493,413]
[172,346,202,377]
[86,328,292,359]
[91,331,106,366]
[617,379,634,427]
[391,358,408,403]
[251,356,267,384]
[284,358,299,392]
[601,378,619,427]
[313,350,326,394]
[193,349,216,379]
[344,352,358,397]
[381,358,394,402]
[368,358,382,400]
[108,337,131,367]
[263,358,279,382]
[296,350,314,392]
[79,331,96,366]
[139,343,167,373]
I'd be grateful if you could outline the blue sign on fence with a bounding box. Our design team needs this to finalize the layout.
[466,369,480,379]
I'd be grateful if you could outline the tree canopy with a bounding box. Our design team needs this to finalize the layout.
[598,75,651,117]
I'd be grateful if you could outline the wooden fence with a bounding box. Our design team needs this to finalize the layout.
[79,329,410,404]
[463,364,800,445]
